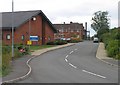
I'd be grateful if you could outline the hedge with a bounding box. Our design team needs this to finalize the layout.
[101,28,120,60]
[106,40,119,59]
[47,40,67,45]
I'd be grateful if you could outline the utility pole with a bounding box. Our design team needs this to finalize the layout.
[85,22,87,40]
[29,18,31,49]
[12,0,14,60]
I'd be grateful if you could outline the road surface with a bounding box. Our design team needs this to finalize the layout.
[19,41,118,83]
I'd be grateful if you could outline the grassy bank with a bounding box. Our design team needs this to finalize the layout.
[2,46,12,76]
[101,28,120,60]
[1,44,58,76]
[2,45,30,76]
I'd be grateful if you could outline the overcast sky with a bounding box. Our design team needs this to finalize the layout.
[0,0,119,36]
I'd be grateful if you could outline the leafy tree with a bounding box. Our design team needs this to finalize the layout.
[91,11,110,38]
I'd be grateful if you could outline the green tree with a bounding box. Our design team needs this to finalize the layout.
[91,11,110,38]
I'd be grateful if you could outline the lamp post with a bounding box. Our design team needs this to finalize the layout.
[29,18,31,50]
[12,0,14,60]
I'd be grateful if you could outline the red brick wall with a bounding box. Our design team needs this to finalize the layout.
[2,30,12,45]
[55,31,82,39]
[45,22,54,44]
[2,15,55,45]
[14,15,42,45]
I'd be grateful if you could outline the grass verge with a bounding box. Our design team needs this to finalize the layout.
[30,45,57,51]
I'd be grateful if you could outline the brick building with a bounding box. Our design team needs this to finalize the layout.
[1,10,57,45]
[54,22,85,40]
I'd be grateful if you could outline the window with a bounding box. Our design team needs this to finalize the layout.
[6,34,10,40]
[59,30,61,32]
[64,29,67,32]
[48,36,51,41]
[77,30,79,32]
[21,35,24,40]
[61,29,64,32]
[71,30,73,32]
[65,29,68,32]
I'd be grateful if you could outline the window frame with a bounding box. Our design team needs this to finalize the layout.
[21,35,25,41]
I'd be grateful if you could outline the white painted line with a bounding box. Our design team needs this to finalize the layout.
[69,63,77,68]
[65,58,68,62]
[70,51,74,54]
[66,55,69,58]
[82,70,106,79]
[75,49,78,51]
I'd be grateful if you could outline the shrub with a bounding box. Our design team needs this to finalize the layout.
[24,46,30,55]
[16,44,30,55]
[14,48,23,59]
[2,46,12,76]
[101,33,111,48]
[55,40,67,45]
[2,44,30,76]
[115,53,120,60]
[101,28,120,60]
[46,41,55,45]
[69,39,81,43]
[106,40,119,59]
[46,40,67,45]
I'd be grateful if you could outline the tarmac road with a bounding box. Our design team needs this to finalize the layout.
[18,41,118,83]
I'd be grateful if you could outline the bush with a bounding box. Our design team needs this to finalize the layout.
[16,44,30,55]
[46,40,67,45]
[24,46,30,54]
[2,46,12,76]
[101,28,120,60]
[55,40,67,45]
[46,41,55,45]
[14,48,23,59]
[69,39,81,43]
[106,40,119,59]
[2,44,30,76]
[115,54,120,60]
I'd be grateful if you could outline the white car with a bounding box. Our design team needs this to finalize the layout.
[66,38,71,41]
[93,37,99,43]
[60,38,66,40]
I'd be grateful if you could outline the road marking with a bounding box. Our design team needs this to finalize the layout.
[66,55,69,58]
[70,51,74,54]
[69,63,77,68]
[82,70,106,79]
[65,58,68,62]
[75,49,77,51]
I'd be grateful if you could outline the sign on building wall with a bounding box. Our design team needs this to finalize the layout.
[27,40,32,45]
[30,36,39,41]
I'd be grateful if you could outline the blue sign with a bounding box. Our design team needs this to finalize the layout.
[30,36,39,41]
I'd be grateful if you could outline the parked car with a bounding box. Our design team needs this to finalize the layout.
[93,37,99,43]
[60,38,66,41]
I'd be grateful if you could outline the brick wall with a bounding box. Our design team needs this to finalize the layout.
[45,22,54,44]
[2,15,55,45]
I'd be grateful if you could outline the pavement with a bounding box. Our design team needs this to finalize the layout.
[2,55,34,83]
[2,43,75,83]
[2,42,119,83]
[96,43,119,67]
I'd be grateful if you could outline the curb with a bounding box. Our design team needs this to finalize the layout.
[96,43,119,68]
[2,43,75,83]
[2,56,34,83]
[96,56,119,68]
